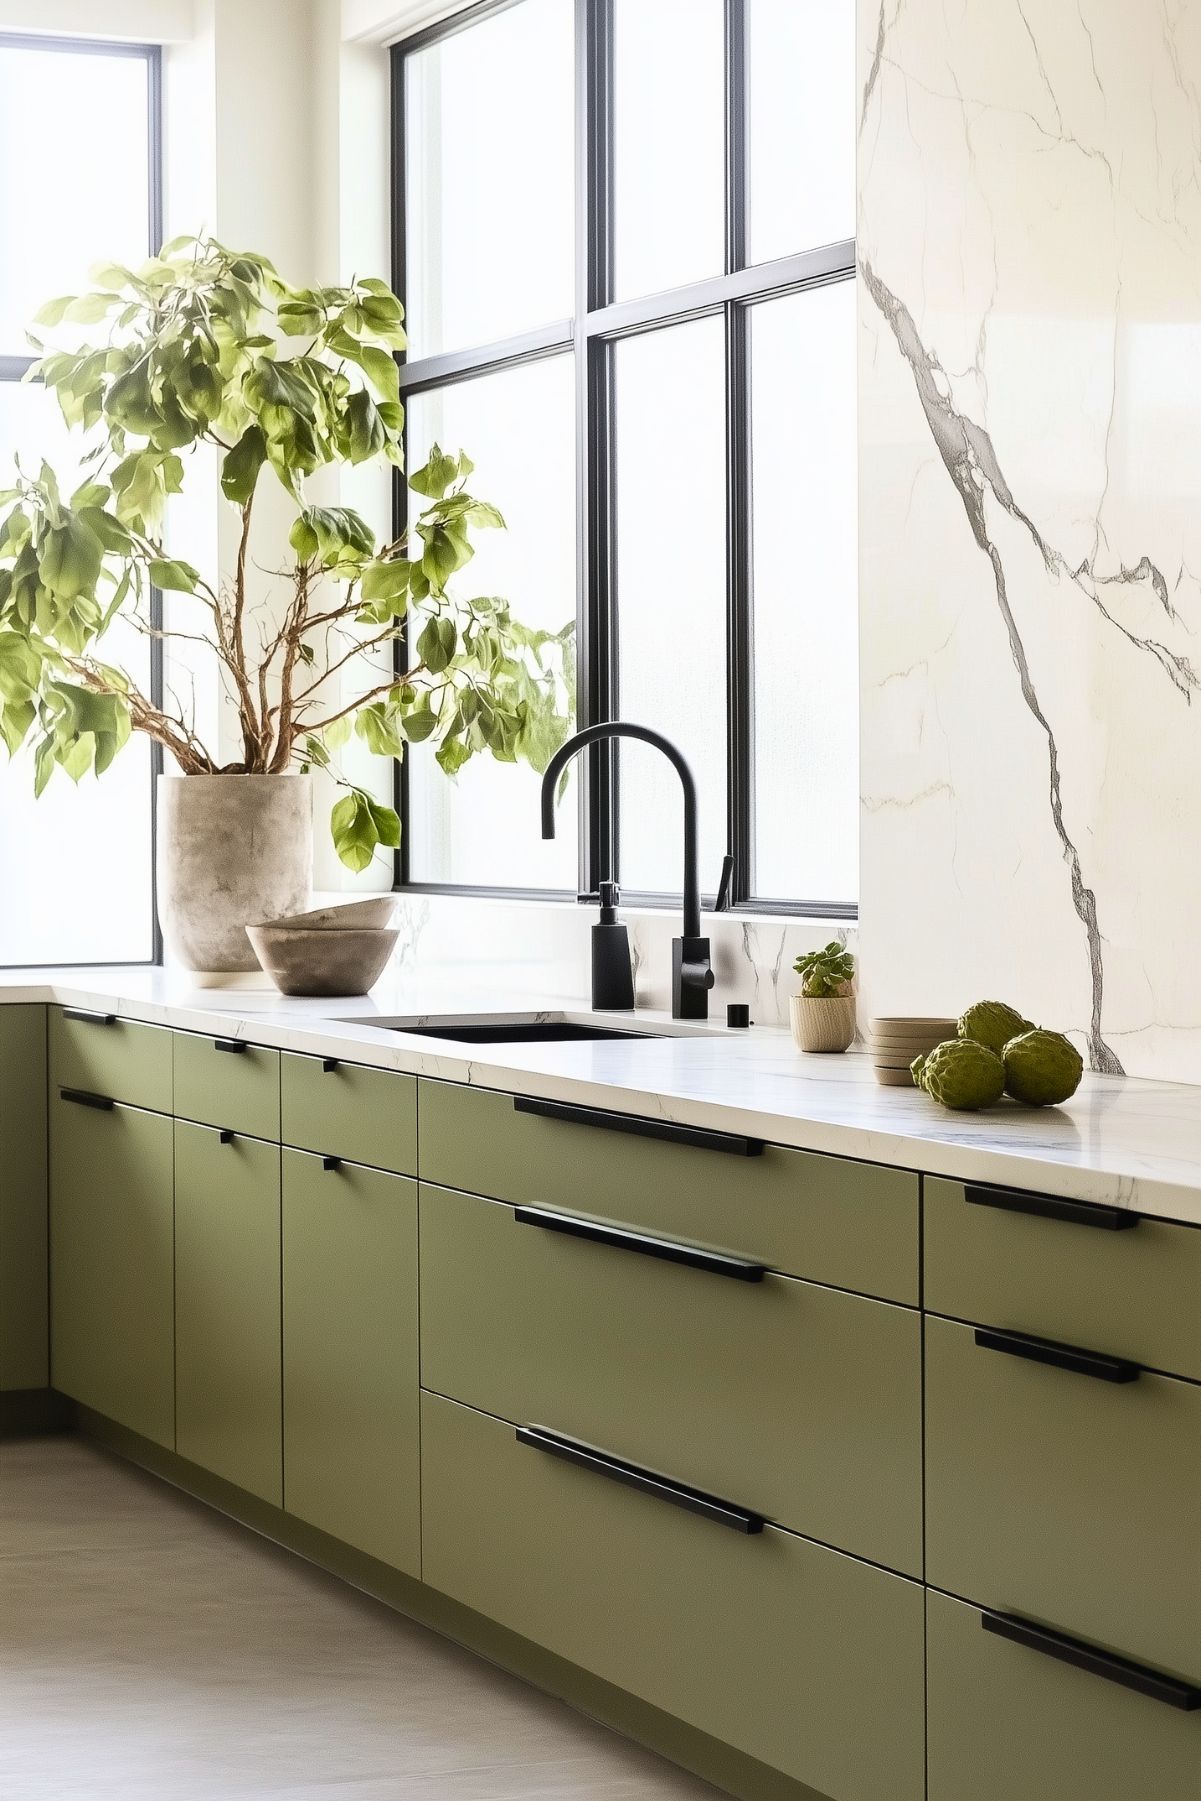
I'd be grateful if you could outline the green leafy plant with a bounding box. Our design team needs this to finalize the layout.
[0,236,574,870]
[793,941,855,998]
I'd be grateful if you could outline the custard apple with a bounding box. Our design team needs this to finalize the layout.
[912,1038,1005,1110]
[958,1000,1033,1055]
[1002,1028,1083,1106]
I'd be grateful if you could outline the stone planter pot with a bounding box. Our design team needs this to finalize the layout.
[157,774,313,979]
[790,992,857,1054]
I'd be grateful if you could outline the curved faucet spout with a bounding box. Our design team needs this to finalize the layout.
[540,721,701,940]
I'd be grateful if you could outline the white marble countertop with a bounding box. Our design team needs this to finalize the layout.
[5,965,1201,1227]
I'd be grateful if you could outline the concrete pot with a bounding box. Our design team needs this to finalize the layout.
[157,774,313,978]
[790,992,857,1054]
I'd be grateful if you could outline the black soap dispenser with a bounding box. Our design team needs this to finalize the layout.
[592,880,635,1011]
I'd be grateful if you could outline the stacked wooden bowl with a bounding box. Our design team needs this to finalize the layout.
[869,1017,958,1086]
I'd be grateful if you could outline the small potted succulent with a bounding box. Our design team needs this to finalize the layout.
[791,941,856,1053]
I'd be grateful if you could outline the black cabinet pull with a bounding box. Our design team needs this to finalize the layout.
[213,1039,247,1055]
[513,1094,764,1158]
[965,1182,1138,1232]
[61,1088,114,1112]
[516,1425,764,1535]
[981,1611,1201,1711]
[62,1008,117,1026]
[974,1325,1140,1385]
[219,1130,235,1145]
[322,1156,342,1172]
[321,1059,340,1073]
[514,1205,765,1282]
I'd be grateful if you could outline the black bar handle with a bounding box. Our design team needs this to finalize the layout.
[981,1611,1201,1712]
[322,1156,342,1172]
[975,1325,1140,1385]
[213,1039,248,1055]
[322,1059,340,1074]
[61,1088,114,1112]
[514,1205,765,1282]
[219,1130,235,1145]
[965,1182,1138,1232]
[516,1425,764,1535]
[513,1093,764,1158]
[62,1008,117,1026]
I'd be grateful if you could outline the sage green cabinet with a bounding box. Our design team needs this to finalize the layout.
[281,1055,416,1176]
[50,1006,172,1115]
[925,1175,1201,1380]
[927,1588,1201,1801]
[419,1080,920,1305]
[0,1006,48,1392]
[175,1121,281,1503]
[422,1390,925,1801]
[420,1182,922,1575]
[49,1089,174,1446]
[174,1032,280,1141]
[282,1150,419,1573]
[925,1313,1201,1682]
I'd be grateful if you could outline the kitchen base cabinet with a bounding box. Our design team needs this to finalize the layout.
[927,1588,1201,1801]
[0,1006,47,1393]
[49,1091,174,1447]
[421,1390,924,1801]
[175,1122,281,1505]
[282,1151,419,1574]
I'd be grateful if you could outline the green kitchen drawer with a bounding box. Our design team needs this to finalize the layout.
[927,1589,1201,1801]
[175,1120,282,1504]
[924,1174,1201,1380]
[174,1031,280,1141]
[421,1391,924,1801]
[50,1005,172,1114]
[1,1006,48,1391]
[925,1313,1201,1682]
[283,1150,419,1574]
[420,1182,922,1575]
[49,1090,174,1447]
[418,1080,919,1304]
[281,1054,416,1176]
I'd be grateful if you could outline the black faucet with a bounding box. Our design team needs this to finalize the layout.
[540,721,728,1021]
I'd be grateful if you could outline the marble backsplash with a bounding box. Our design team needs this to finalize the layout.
[857,0,1201,1081]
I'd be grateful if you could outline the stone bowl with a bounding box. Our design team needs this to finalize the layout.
[245,924,400,998]
[264,896,399,932]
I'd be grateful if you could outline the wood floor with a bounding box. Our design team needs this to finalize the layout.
[0,1436,724,1800]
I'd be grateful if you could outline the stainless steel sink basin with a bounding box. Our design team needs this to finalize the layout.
[382,1020,659,1045]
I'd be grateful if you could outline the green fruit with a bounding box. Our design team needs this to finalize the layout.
[958,1000,1033,1055]
[1002,1028,1083,1106]
[913,1038,1005,1110]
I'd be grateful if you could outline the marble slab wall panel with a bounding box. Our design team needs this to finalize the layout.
[857,0,1201,1080]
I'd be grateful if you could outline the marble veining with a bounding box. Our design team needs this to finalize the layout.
[8,967,1201,1228]
[858,0,1201,1081]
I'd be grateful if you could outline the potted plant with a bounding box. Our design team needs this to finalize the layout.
[0,238,572,974]
[791,941,856,1053]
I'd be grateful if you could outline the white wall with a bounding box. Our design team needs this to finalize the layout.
[0,0,191,39]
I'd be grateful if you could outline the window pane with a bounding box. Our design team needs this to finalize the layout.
[615,319,727,895]
[0,44,151,354]
[404,0,574,358]
[750,281,858,905]
[405,356,577,889]
[747,0,855,265]
[613,0,725,300]
[0,383,155,963]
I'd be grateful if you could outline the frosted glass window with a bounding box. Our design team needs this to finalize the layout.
[750,282,858,904]
[615,319,727,895]
[613,0,725,299]
[747,0,856,264]
[406,356,577,890]
[0,39,157,965]
[405,0,574,357]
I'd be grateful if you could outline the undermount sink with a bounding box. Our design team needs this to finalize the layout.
[333,1012,672,1045]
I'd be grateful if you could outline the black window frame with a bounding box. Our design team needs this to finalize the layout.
[391,0,857,919]
[0,30,165,967]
